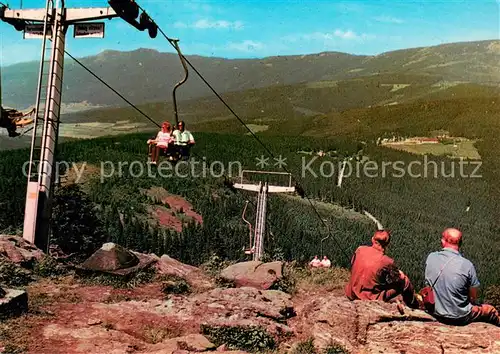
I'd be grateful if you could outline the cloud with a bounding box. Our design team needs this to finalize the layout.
[284,29,374,43]
[174,19,243,30]
[226,40,264,53]
[373,16,404,24]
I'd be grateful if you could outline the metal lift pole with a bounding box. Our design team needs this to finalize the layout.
[35,0,66,252]
[234,171,294,261]
[1,0,120,251]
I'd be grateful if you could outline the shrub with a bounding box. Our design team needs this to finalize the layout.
[160,275,192,295]
[324,342,350,354]
[200,324,276,352]
[0,258,33,287]
[200,254,234,277]
[291,338,317,354]
[484,285,500,311]
[79,267,156,289]
[51,184,107,262]
[33,256,68,278]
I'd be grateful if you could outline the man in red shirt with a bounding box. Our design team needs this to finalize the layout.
[345,230,420,309]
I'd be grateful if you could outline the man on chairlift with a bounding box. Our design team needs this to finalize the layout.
[172,120,195,160]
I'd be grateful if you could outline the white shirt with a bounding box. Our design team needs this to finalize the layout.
[309,258,321,268]
[321,259,331,268]
[173,129,195,146]
[156,131,173,147]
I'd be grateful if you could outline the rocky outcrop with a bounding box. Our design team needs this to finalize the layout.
[289,292,500,353]
[220,261,283,290]
[155,255,214,291]
[36,287,293,353]
[0,235,44,267]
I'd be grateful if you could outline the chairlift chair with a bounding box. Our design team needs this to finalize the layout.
[0,67,35,137]
[147,39,190,163]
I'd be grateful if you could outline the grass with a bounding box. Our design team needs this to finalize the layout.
[382,139,481,160]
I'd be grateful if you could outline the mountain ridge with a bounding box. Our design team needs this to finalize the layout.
[1,39,499,110]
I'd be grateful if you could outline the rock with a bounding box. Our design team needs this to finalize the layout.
[217,344,228,351]
[156,255,214,291]
[78,243,156,276]
[288,293,500,353]
[220,261,283,290]
[87,318,102,326]
[81,243,139,271]
[0,235,44,267]
[0,288,28,320]
[149,334,216,352]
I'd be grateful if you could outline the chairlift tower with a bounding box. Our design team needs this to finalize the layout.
[234,170,295,261]
[1,0,157,251]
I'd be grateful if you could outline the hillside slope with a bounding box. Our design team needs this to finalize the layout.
[2,40,499,110]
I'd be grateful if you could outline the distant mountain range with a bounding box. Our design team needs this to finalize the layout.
[2,40,499,110]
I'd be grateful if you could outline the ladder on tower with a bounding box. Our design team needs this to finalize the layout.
[253,182,268,261]
[24,0,65,247]
[27,0,54,184]
[235,170,295,261]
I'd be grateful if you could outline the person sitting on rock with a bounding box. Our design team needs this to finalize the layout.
[424,228,499,326]
[345,230,420,309]
[320,256,331,268]
[309,255,321,268]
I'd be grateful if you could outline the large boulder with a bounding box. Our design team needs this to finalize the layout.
[0,288,28,320]
[79,243,156,276]
[0,235,44,267]
[219,261,283,290]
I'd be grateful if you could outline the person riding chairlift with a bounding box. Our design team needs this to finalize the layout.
[148,121,175,164]
[0,107,33,137]
[172,120,195,160]
[0,108,20,137]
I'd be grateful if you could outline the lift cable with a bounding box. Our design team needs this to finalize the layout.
[64,50,161,128]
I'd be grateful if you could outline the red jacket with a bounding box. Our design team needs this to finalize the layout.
[345,245,395,301]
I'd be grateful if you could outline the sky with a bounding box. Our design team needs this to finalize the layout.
[0,0,499,67]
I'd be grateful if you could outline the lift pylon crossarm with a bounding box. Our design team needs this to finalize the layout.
[0,7,119,24]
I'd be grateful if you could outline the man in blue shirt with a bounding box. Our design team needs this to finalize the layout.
[425,228,499,326]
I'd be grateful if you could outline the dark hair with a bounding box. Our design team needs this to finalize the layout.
[376,264,401,288]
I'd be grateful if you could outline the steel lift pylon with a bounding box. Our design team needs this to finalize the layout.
[1,0,125,251]
[234,170,295,261]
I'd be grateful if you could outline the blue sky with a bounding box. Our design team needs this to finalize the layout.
[1,0,499,66]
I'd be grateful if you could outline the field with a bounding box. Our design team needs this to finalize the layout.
[381,139,481,160]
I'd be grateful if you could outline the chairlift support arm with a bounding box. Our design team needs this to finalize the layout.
[170,39,189,126]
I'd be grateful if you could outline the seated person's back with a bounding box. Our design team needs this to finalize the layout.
[425,248,477,319]
[425,228,499,326]
[345,244,394,300]
[345,230,420,309]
